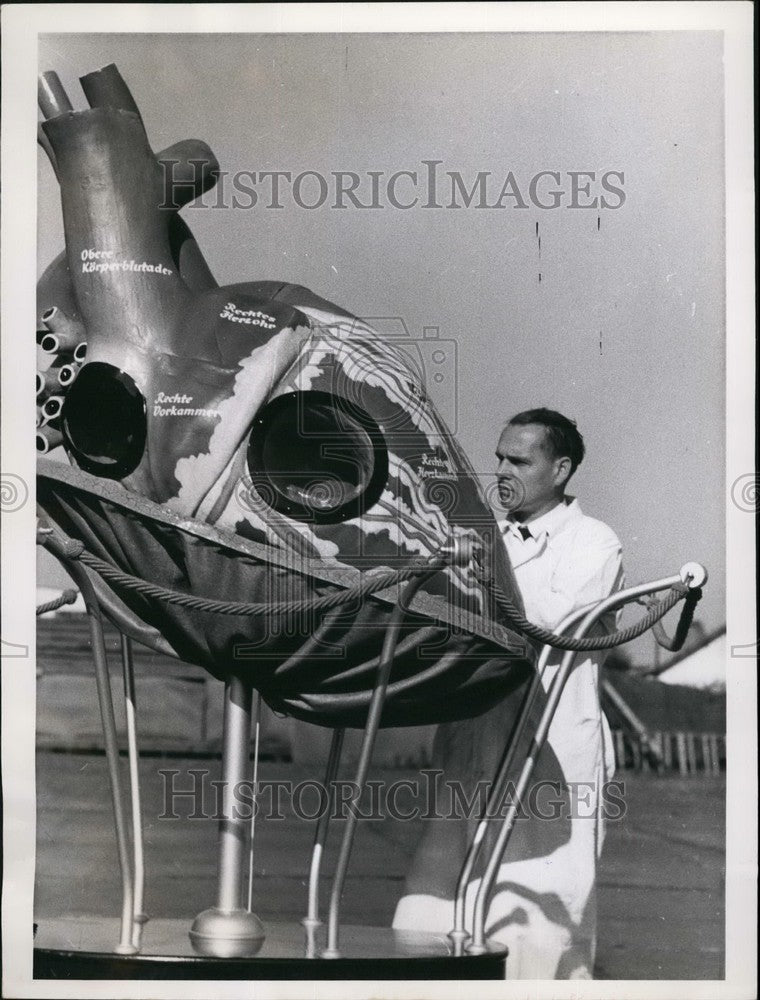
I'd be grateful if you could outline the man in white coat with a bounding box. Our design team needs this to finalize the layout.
[393,408,623,979]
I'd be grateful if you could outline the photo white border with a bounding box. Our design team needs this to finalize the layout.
[2,3,755,999]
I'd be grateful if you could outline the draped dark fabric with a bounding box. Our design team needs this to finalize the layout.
[38,461,534,729]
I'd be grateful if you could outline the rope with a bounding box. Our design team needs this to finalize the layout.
[76,548,449,617]
[36,588,79,616]
[649,587,703,651]
[482,577,691,652]
[56,539,695,655]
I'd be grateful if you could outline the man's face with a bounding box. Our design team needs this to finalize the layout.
[496,422,567,521]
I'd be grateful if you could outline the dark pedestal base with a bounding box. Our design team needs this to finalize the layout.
[33,917,507,980]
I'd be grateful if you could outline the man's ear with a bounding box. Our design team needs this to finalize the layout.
[554,456,572,488]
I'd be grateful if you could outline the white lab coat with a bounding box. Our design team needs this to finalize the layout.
[393,498,623,979]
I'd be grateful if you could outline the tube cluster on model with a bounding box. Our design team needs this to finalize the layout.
[36,306,87,454]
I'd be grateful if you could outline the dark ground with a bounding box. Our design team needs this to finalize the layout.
[34,751,724,980]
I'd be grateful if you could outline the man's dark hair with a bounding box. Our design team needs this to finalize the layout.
[508,408,585,475]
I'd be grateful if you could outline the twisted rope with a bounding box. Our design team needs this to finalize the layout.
[55,538,695,654]
[76,548,449,617]
[36,588,78,616]
[482,577,691,652]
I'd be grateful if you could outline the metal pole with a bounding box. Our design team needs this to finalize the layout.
[45,547,138,954]
[86,594,137,954]
[302,728,345,958]
[304,729,345,925]
[218,676,252,911]
[40,533,137,955]
[467,572,689,953]
[322,559,448,959]
[120,635,147,950]
[449,602,598,955]
[246,691,262,913]
[190,675,265,956]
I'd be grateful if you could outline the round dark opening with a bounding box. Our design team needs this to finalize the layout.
[247,391,388,524]
[61,362,146,479]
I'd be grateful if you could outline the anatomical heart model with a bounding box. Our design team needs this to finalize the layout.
[36,64,534,728]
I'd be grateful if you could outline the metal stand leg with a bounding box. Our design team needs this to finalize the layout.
[246,691,262,913]
[467,572,689,954]
[449,601,599,955]
[322,570,437,959]
[40,536,138,955]
[449,660,547,955]
[120,635,147,951]
[190,675,265,957]
[302,728,345,957]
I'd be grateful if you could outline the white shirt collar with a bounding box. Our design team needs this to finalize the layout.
[503,497,580,543]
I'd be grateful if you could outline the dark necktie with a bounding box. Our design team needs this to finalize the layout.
[518,525,532,541]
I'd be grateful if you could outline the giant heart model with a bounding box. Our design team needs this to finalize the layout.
[36,63,534,728]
